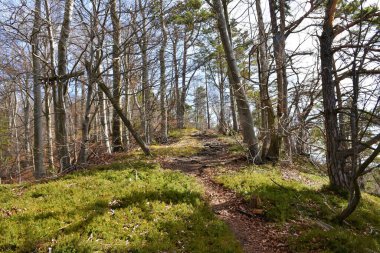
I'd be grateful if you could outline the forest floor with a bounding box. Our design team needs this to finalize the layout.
[160,132,289,252]
[1,129,379,252]
[158,129,380,253]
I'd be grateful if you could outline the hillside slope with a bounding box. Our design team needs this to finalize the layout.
[0,156,241,252]
[1,129,379,253]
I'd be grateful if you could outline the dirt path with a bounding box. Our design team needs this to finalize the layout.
[160,133,289,253]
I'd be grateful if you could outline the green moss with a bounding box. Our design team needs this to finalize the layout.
[216,166,340,222]
[0,162,241,252]
[215,165,380,252]
[217,135,246,155]
[168,128,198,139]
[150,137,203,157]
[290,227,380,253]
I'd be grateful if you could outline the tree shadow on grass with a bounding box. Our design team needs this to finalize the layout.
[7,186,241,253]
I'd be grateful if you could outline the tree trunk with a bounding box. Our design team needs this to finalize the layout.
[55,0,74,170]
[205,68,211,129]
[110,0,123,152]
[320,0,350,190]
[97,81,151,156]
[122,49,130,150]
[213,0,261,163]
[44,84,54,169]
[44,0,55,170]
[159,0,168,142]
[172,30,181,129]
[178,31,188,129]
[98,89,112,154]
[229,82,238,132]
[138,0,152,144]
[78,63,94,164]
[221,0,238,133]
[23,85,31,160]
[268,0,292,161]
[32,0,45,178]
[255,0,277,161]
[218,53,227,134]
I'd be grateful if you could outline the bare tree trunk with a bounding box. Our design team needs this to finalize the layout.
[78,1,98,163]
[97,81,151,156]
[122,49,130,149]
[221,0,237,134]
[110,0,123,152]
[255,0,276,161]
[44,0,55,170]
[138,0,152,143]
[78,63,93,164]
[229,83,238,132]
[12,92,22,182]
[98,89,112,154]
[172,29,181,129]
[320,0,350,190]
[32,0,45,178]
[205,68,211,129]
[159,0,168,142]
[218,52,226,134]
[178,31,188,129]
[22,86,31,160]
[55,0,74,170]
[44,84,54,169]
[268,0,291,162]
[213,0,261,163]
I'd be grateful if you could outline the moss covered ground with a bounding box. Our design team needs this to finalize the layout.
[215,163,380,253]
[0,133,241,252]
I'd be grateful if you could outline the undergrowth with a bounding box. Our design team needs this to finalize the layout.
[0,160,241,252]
[215,164,380,253]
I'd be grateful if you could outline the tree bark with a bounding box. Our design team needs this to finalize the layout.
[78,61,94,164]
[172,29,181,129]
[97,81,151,156]
[178,31,188,129]
[213,0,261,163]
[32,0,45,178]
[138,0,152,143]
[320,0,350,190]
[55,0,74,170]
[98,88,112,154]
[218,52,227,134]
[44,0,56,170]
[110,0,123,152]
[255,0,277,161]
[268,0,291,161]
[205,68,211,129]
[122,49,131,150]
[159,0,168,142]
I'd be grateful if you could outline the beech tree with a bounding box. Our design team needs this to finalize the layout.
[31,0,45,178]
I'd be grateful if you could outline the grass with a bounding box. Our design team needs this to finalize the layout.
[0,160,241,252]
[137,128,205,158]
[215,164,380,253]
[168,128,198,139]
[217,135,246,156]
[150,137,203,157]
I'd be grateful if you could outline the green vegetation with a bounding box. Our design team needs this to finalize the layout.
[0,160,241,252]
[1,129,379,253]
[217,135,246,155]
[215,165,380,253]
[168,128,198,139]
[151,137,203,157]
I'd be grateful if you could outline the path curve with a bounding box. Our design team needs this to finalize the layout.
[160,133,289,253]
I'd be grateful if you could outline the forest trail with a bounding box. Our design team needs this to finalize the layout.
[160,132,289,253]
